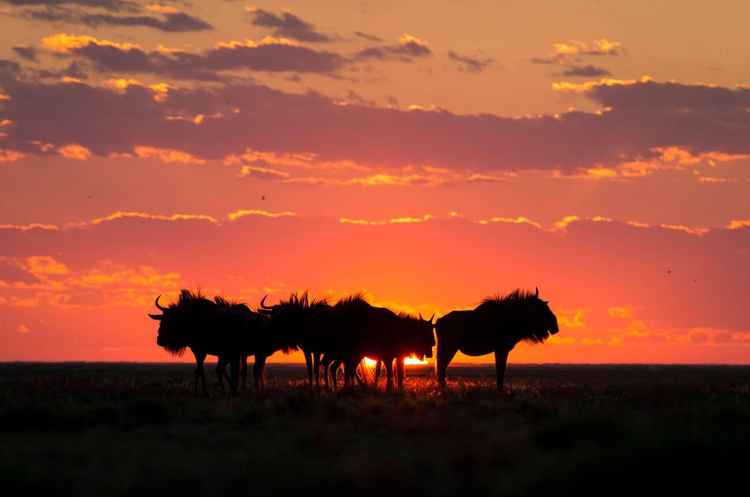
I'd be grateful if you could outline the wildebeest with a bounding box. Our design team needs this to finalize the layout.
[148,290,270,395]
[258,292,334,387]
[325,295,435,391]
[435,288,559,390]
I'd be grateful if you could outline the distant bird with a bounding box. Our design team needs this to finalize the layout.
[87,194,94,199]
[261,195,265,201]
[666,269,672,275]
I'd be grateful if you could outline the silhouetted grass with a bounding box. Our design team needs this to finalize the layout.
[1,363,749,495]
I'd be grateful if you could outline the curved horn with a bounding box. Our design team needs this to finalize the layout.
[260,295,273,310]
[535,286,539,298]
[428,313,435,323]
[155,295,167,312]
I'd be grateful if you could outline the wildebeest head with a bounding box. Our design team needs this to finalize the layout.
[399,312,436,359]
[522,287,559,343]
[148,292,206,355]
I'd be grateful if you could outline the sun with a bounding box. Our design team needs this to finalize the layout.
[362,356,428,366]
[404,355,428,366]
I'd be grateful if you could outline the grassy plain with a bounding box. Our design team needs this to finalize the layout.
[1,362,749,495]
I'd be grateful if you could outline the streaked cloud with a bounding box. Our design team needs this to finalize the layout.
[0,223,59,231]
[42,33,141,52]
[5,0,137,11]
[4,75,750,175]
[554,39,621,57]
[340,214,433,225]
[478,216,544,230]
[609,306,634,319]
[226,209,296,221]
[57,143,91,160]
[532,39,621,79]
[12,46,38,62]
[0,149,26,163]
[79,12,213,32]
[558,308,586,328]
[40,32,347,79]
[246,7,333,42]
[133,146,206,165]
[447,51,494,73]
[353,31,382,42]
[559,64,611,77]
[355,34,432,61]
[25,255,69,276]
[533,38,622,65]
[90,211,219,225]
[727,219,750,230]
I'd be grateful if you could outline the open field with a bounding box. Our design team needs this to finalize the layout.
[2,363,750,495]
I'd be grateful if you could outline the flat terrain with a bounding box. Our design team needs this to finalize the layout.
[2,363,750,496]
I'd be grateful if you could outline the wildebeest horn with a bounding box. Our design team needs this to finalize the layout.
[428,313,435,323]
[148,313,163,321]
[535,286,539,298]
[155,295,167,312]
[260,295,273,310]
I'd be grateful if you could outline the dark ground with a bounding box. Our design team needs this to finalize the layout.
[2,362,750,496]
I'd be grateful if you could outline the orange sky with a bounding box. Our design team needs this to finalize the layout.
[1,0,749,363]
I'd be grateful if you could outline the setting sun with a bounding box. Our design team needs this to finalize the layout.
[404,356,429,366]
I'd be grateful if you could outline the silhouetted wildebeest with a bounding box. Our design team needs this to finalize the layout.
[258,292,335,387]
[325,295,435,391]
[148,290,270,395]
[435,288,559,390]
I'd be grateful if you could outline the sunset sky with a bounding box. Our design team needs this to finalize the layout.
[1,0,749,364]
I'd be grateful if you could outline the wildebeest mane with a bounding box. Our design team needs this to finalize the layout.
[277,291,329,310]
[268,291,331,354]
[397,311,422,323]
[334,293,371,309]
[476,289,538,311]
[167,289,212,310]
[475,289,552,343]
[213,295,251,312]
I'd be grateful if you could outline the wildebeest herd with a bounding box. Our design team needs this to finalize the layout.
[148,288,559,394]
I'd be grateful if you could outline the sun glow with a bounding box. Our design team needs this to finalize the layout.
[362,356,428,366]
[404,355,428,366]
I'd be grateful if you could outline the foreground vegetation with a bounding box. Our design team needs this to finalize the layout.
[2,363,750,495]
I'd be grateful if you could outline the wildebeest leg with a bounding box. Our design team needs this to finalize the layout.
[229,357,240,396]
[343,361,352,388]
[385,359,394,392]
[330,360,341,389]
[494,349,510,392]
[349,359,361,387]
[193,350,207,396]
[374,361,382,387]
[240,354,248,390]
[253,354,267,392]
[215,359,226,392]
[320,354,332,389]
[313,353,321,387]
[303,350,314,386]
[436,343,458,388]
[354,362,366,387]
[396,356,405,391]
